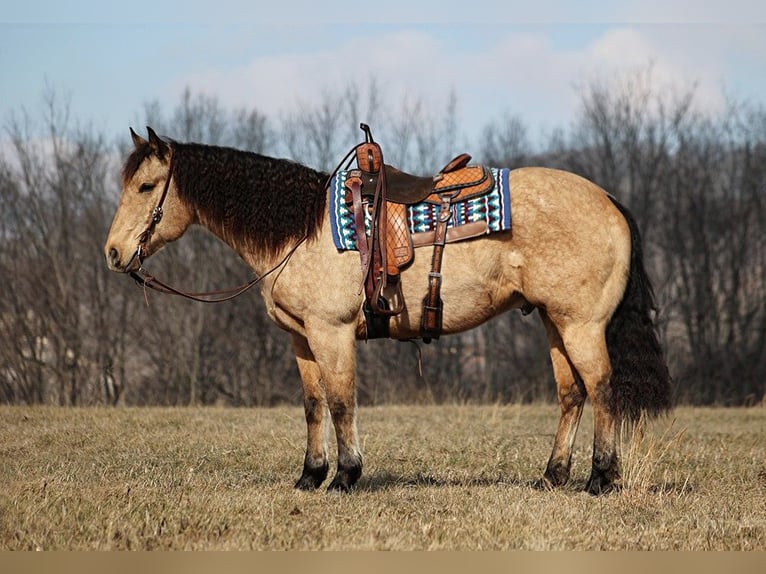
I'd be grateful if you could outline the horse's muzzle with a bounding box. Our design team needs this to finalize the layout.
[105,246,138,273]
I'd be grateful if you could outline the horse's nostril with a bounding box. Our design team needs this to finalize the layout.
[108,247,119,265]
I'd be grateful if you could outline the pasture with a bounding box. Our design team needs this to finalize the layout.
[1,404,763,550]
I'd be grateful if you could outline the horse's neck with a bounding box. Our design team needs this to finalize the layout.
[181,151,328,275]
[193,209,277,275]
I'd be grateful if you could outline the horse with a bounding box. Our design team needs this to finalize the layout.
[104,126,671,495]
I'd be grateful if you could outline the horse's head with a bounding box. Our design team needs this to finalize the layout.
[104,127,193,272]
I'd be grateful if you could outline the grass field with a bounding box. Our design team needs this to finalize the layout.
[1,404,764,550]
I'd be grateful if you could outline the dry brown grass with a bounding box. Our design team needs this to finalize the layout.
[1,404,764,550]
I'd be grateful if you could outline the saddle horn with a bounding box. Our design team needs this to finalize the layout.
[359,123,375,143]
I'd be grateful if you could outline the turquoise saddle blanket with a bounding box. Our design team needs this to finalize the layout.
[328,167,511,251]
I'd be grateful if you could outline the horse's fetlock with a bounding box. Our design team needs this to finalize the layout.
[339,452,362,475]
[592,450,619,473]
[585,469,621,495]
[587,450,620,495]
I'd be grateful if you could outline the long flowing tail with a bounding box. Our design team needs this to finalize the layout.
[606,198,672,421]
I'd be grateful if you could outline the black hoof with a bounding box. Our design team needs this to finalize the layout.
[532,477,555,491]
[327,476,354,493]
[585,471,620,496]
[326,460,362,493]
[543,462,571,488]
[294,461,329,491]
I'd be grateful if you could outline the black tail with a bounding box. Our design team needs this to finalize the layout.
[606,198,672,421]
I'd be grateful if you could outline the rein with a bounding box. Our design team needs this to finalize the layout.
[127,145,307,304]
[129,235,307,304]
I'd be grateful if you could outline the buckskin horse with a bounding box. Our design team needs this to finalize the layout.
[104,126,671,495]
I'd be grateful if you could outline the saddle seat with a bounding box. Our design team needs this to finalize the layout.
[353,153,494,205]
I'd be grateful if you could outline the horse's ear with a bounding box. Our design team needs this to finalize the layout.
[146,126,169,159]
[130,127,147,148]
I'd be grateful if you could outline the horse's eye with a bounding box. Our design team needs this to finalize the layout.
[139,182,156,193]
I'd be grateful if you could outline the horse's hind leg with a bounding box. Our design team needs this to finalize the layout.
[292,334,330,490]
[559,322,620,495]
[540,311,586,488]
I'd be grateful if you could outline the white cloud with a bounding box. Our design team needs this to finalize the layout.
[169,24,764,145]
[172,30,453,118]
[577,27,728,112]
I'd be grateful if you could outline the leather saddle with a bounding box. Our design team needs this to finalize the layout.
[358,154,494,205]
[343,124,495,341]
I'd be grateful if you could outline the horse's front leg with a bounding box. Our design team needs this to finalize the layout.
[306,322,362,493]
[292,333,330,490]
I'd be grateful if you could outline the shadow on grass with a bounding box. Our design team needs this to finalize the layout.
[355,470,566,493]
[355,471,695,495]
[647,482,695,495]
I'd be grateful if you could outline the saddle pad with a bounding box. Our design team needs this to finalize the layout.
[329,168,511,251]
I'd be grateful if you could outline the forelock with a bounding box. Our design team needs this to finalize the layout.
[122,143,155,185]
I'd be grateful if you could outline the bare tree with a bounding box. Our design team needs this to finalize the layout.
[2,78,763,407]
[479,113,530,168]
[1,88,129,405]
[659,102,766,404]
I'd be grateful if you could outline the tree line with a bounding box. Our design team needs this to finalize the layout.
[1,72,764,406]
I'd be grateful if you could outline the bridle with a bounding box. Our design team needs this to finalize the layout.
[126,147,306,304]
[133,149,176,267]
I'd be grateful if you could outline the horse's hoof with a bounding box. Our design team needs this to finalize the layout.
[294,475,321,491]
[543,462,571,488]
[294,461,329,490]
[585,473,620,496]
[326,476,353,493]
[532,477,556,491]
[326,464,362,493]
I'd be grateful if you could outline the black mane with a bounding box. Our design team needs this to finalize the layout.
[125,141,328,254]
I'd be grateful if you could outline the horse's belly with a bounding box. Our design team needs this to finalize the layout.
[385,238,524,338]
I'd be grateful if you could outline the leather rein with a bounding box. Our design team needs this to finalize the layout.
[127,148,306,304]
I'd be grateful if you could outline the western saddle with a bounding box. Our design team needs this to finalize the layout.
[343,124,495,342]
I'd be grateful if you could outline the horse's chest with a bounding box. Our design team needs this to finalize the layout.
[262,291,306,335]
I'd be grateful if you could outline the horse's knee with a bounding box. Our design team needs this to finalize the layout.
[304,395,325,423]
[327,394,358,439]
[328,396,349,420]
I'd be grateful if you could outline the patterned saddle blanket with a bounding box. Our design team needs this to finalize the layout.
[329,167,511,252]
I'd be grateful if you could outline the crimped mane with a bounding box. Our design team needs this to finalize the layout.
[123,141,328,254]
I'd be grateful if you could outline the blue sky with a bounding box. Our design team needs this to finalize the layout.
[2,1,766,149]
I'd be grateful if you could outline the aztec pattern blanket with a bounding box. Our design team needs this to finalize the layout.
[328,167,511,251]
